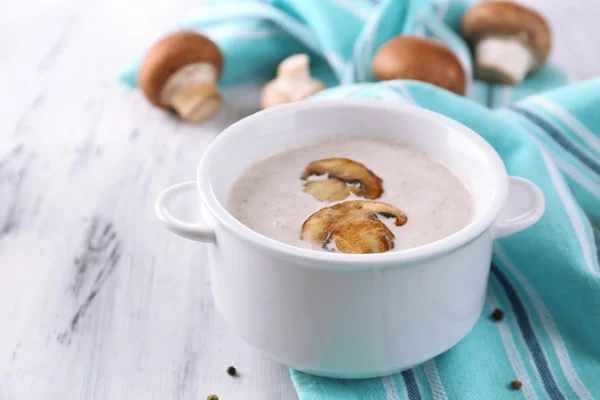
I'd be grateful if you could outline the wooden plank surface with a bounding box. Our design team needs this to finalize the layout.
[0,0,598,399]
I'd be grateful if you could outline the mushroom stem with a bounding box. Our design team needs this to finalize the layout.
[276,54,324,101]
[261,54,325,109]
[278,54,311,79]
[475,36,534,85]
[160,62,222,122]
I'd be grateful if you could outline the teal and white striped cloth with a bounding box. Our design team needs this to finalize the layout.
[121,1,600,399]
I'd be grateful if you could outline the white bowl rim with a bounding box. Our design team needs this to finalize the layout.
[197,99,508,267]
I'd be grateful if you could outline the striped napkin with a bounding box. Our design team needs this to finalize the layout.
[121,1,600,399]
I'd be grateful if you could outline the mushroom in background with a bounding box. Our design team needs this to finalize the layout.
[261,54,325,109]
[373,36,466,95]
[462,1,551,85]
[138,31,224,123]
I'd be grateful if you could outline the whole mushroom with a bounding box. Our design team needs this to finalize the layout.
[462,1,551,85]
[261,54,325,109]
[138,31,224,123]
[373,36,466,95]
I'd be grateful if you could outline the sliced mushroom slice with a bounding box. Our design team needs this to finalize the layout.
[337,201,408,226]
[301,205,341,245]
[301,200,407,254]
[303,179,351,202]
[301,158,383,201]
[333,217,395,254]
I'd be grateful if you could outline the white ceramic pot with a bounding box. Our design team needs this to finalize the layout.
[155,100,545,379]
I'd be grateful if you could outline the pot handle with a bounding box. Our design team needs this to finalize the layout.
[155,181,216,242]
[492,176,545,239]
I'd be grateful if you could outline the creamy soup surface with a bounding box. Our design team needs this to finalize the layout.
[227,139,474,252]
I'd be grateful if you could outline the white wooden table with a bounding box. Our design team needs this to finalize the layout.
[1,0,598,399]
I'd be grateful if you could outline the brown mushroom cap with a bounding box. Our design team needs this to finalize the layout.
[301,200,407,254]
[462,1,551,69]
[301,158,384,200]
[138,31,224,107]
[373,36,466,95]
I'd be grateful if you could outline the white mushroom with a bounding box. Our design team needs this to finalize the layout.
[462,1,551,85]
[261,54,325,109]
[138,31,224,122]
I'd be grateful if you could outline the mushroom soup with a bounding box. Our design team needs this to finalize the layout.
[227,139,474,254]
